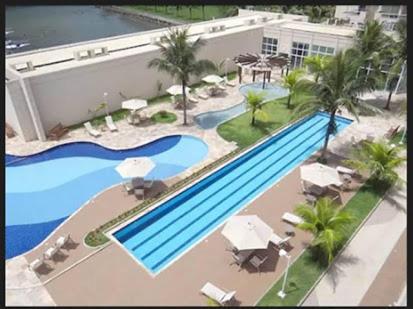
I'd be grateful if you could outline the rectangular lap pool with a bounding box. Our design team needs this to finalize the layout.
[113,112,352,274]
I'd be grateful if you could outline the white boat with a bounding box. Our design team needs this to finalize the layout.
[6,41,30,50]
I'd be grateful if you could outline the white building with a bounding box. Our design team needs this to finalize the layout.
[334,5,407,33]
[5,10,405,142]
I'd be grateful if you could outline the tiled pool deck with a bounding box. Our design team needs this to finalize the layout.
[5,81,406,305]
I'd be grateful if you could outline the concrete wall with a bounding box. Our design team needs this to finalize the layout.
[5,80,38,141]
[24,27,263,132]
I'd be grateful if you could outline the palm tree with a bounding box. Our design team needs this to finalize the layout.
[295,197,353,264]
[304,55,329,83]
[246,91,266,126]
[148,28,216,125]
[344,140,406,186]
[354,20,390,59]
[384,20,407,110]
[281,69,305,109]
[293,49,380,162]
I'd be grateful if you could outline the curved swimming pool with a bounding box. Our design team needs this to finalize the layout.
[194,82,288,130]
[5,135,208,259]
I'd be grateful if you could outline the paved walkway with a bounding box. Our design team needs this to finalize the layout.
[302,163,406,306]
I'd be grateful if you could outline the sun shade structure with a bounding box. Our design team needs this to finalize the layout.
[166,85,191,96]
[221,215,273,251]
[121,99,148,111]
[233,53,290,88]
[202,74,224,84]
[300,163,343,188]
[115,157,155,179]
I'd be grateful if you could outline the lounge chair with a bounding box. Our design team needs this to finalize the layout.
[384,125,400,139]
[282,212,304,225]
[200,282,236,306]
[29,258,45,272]
[55,234,72,250]
[105,116,117,132]
[248,254,268,272]
[47,123,69,140]
[269,233,291,248]
[188,95,199,103]
[217,84,226,91]
[336,165,356,176]
[138,111,149,122]
[195,88,209,100]
[224,76,236,87]
[43,246,60,260]
[84,122,101,137]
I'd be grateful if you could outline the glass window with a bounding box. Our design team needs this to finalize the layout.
[320,46,327,53]
[327,47,335,54]
[290,41,310,68]
[261,37,278,55]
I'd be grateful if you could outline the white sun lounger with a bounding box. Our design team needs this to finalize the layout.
[269,233,292,248]
[43,246,59,260]
[282,212,304,225]
[55,234,72,249]
[200,282,236,306]
[336,165,356,176]
[195,88,209,100]
[84,122,101,137]
[217,84,226,91]
[105,116,117,132]
[188,95,199,103]
[29,258,44,271]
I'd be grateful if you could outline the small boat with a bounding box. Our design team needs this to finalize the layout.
[6,41,30,50]
[6,29,14,36]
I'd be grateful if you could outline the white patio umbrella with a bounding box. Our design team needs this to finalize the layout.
[300,163,342,188]
[202,74,224,84]
[115,157,155,179]
[221,215,273,251]
[166,85,191,96]
[121,99,148,111]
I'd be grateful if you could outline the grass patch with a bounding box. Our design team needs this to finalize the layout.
[128,5,236,22]
[217,97,297,149]
[257,180,389,306]
[151,110,177,123]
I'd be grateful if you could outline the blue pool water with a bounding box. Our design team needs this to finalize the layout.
[5,135,208,259]
[194,82,288,129]
[114,112,352,274]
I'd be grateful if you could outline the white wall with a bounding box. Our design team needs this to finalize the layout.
[25,27,263,133]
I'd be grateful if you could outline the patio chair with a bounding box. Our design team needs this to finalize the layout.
[84,122,101,137]
[248,254,268,272]
[123,180,134,194]
[282,212,304,225]
[225,243,239,254]
[144,179,154,189]
[134,187,145,200]
[105,116,118,132]
[269,233,291,249]
[55,234,73,250]
[43,246,60,260]
[224,76,236,87]
[138,111,149,122]
[47,123,69,140]
[28,258,45,272]
[200,282,236,306]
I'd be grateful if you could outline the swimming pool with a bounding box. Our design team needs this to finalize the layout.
[5,135,208,259]
[113,112,352,274]
[194,82,288,129]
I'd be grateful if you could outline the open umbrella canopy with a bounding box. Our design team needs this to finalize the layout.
[166,85,191,96]
[202,74,224,84]
[115,157,155,179]
[122,99,148,111]
[221,215,273,251]
[300,163,342,188]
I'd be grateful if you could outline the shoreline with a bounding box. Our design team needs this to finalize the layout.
[97,5,184,27]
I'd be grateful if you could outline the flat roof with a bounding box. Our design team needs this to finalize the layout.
[6,14,265,76]
[280,21,356,37]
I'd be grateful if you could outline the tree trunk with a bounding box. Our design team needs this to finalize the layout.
[251,108,255,125]
[189,7,192,19]
[182,80,188,125]
[262,72,266,89]
[384,89,393,110]
[321,109,337,161]
[287,94,292,109]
